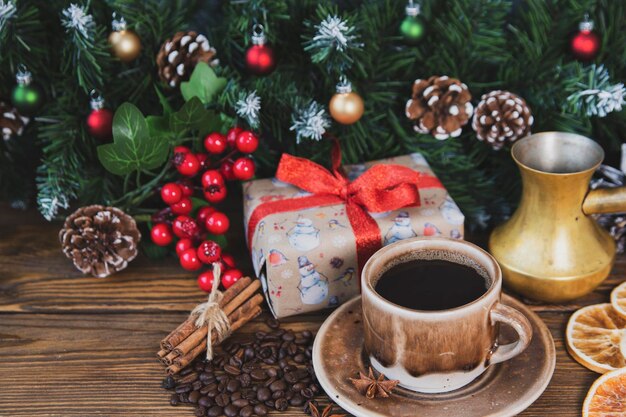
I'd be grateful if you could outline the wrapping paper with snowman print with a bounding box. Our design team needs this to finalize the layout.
[242,152,465,318]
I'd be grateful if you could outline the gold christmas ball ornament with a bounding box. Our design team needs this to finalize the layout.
[108,14,141,62]
[329,78,364,125]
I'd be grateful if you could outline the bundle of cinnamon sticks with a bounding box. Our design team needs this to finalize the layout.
[157,276,263,374]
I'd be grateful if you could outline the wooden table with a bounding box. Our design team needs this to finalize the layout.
[0,206,621,416]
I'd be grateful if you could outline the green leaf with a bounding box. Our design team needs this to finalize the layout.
[180,62,227,104]
[171,97,224,136]
[97,103,170,175]
[154,85,174,115]
[146,114,171,137]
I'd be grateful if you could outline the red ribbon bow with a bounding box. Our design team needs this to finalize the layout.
[247,140,443,270]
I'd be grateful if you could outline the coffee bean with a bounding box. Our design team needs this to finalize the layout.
[266,317,280,329]
[232,398,249,408]
[301,388,314,398]
[272,390,285,400]
[250,369,267,381]
[275,397,289,411]
[215,392,230,407]
[198,396,211,407]
[192,380,203,391]
[239,373,252,388]
[207,405,223,417]
[292,382,306,391]
[257,387,271,401]
[240,405,254,417]
[269,379,287,392]
[294,353,307,363]
[284,372,298,384]
[255,331,266,339]
[229,355,243,368]
[244,347,255,361]
[264,376,277,388]
[225,342,240,355]
[224,364,241,376]
[295,336,308,345]
[175,384,192,393]
[309,384,320,394]
[285,390,294,400]
[188,390,200,403]
[290,393,305,407]
[227,379,240,393]
[178,393,189,403]
[194,406,206,417]
[207,389,218,398]
[253,404,268,416]
[224,404,239,417]
[162,376,176,389]
[169,394,179,406]
[264,400,275,408]
[266,367,278,378]
[180,367,193,376]
[231,391,242,401]
[282,331,295,342]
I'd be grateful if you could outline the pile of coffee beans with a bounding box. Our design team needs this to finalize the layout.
[162,318,323,416]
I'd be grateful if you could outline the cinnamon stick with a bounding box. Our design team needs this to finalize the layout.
[173,280,262,357]
[157,348,168,359]
[162,350,179,366]
[167,305,263,375]
[160,276,253,350]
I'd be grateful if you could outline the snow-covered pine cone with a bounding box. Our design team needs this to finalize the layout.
[405,75,473,140]
[59,205,141,278]
[472,90,533,150]
[156,31,219,88]
[0,101,29,140]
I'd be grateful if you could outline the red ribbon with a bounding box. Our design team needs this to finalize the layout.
[247,140,444,270]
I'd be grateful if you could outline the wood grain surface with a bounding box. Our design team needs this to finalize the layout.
[0,205,622,416]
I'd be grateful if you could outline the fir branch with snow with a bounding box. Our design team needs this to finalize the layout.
[235,90,261,129]
[0,0,16,34]
[61,3,94,39]
[290,100,330,144]
[565,64,626,118]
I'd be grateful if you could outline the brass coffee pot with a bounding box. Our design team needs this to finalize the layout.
[490,132,626,302]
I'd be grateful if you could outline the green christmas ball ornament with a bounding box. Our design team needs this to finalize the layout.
[400,1,425,43]
[11,65,44,116]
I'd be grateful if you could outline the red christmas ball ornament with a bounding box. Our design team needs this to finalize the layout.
[175,238,194,256]
[86,91,113,140]
[175,152,200,177]
[221,253,236,269]
[220,159,237,181]
[221,269,243,289]
[570,16,600,61]
[197,270,218,292]
[233,157,256,180]
[205,211,230,235]
[172,215,199,239]
[161,182,183,205]
[204,132,227,154]
[196,206,215,226]
[235,130,259,154]
[171,197,193,215]
[179,248,202,271]
[197,240,222,264]
[245,25,275,76]
[151,223,173,246]
[226,127,242,149]
[177,179,195,197]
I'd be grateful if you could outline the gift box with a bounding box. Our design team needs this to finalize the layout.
[243,145,464,318]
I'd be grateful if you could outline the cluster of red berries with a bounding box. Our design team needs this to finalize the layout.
[150,127,259,293]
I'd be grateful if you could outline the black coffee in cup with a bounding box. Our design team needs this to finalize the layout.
[374,259,488,310]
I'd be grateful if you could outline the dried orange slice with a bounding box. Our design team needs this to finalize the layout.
[566,303,626,373]
[611,281,626,319]
[583,367,626,417]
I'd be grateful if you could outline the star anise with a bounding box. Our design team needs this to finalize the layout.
[349,367,400,399]
[306,401,346,417]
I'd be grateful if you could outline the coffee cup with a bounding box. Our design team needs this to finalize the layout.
[361,237,532,393]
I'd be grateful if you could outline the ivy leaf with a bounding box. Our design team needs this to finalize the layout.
[180,62,227,104]
[171,96,224,136]
[97,103,170,175]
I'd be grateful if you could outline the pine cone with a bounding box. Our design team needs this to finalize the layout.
[156,31,219,88]
[472,90,533,150]
[59,205,141,278]
[0,101,29,140]
[405,76,473,140]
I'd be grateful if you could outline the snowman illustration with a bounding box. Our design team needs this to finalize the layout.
[297,256,329,305]
[410,152,428,166]
[440,196,464,226]
[287,216,320,251]
[384,211,417,245]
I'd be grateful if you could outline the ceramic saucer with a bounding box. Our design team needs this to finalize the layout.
[312,295,555,417]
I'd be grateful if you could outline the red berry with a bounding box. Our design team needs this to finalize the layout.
[204,184,227,204]
[235,131,259,154]
[177,179,195,197]
[232,157,256,180]
[206,211,230,234]
[197,270,218,292]
[172,215,199,239]
[220,159,236,181]
[160,183,183,205]
[197,240,222,264]
[201,169,224,188]
[171,197,193,215]
[180,248,202,271]
[151,223,173,246]
[196,206,217,226]
[174,145,191,155]
[196,153,210,170]
[176,152,200,177]
[175,238,193,256]
[222,253,236,269]
[221,269,243,289]
[226,127,243,149]
[204,132,227,154]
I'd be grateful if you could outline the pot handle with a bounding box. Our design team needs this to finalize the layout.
[583,187,626,214]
